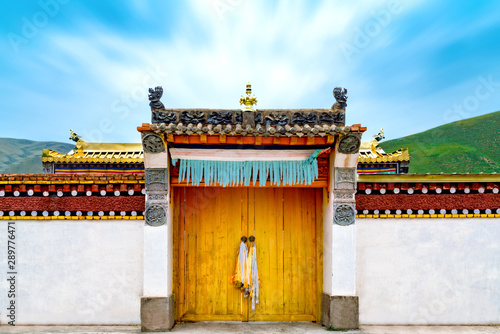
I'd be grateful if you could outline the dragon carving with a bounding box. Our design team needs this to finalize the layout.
[149,86,165,110]
[374,128,385,142]
[69,129,81,142]
[332,87,348,111]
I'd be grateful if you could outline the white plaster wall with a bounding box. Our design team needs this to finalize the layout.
[357,218,500,325]
[0,220,143,325]
[332,224,356,295]
[143,219,172,297]
[324,188,357,296]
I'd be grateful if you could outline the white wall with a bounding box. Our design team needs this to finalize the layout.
[143,223,172,297]
[2,217,499,325]
[0,220,143,325]
[357,218,500,325]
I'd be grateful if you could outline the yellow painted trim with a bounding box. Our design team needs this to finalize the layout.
[50,180,80,184]
[358,173,500,183]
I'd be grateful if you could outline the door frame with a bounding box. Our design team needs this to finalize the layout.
[172,186,323,322]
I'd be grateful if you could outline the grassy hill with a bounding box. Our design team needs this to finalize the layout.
[379,111,500,174]
[0,138,74,174]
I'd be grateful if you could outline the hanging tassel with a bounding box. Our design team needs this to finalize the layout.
[305,147,332,164]
[252,161,259,186]
[177,159,319,187]
[179,159,186,183]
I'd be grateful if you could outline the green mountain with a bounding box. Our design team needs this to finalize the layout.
[0,138,74,174]
[379,111,500,174]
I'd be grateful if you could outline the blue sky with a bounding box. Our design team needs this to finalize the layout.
[1,0,500,144]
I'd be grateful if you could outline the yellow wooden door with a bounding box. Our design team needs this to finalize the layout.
[173,187,322,322]
[249,188,322,321]
[173,187,249,321]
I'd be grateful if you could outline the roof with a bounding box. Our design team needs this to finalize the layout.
[140,84,366,144]
[358,138,410,163]
[42,140,143,164]
[143,108,366,139]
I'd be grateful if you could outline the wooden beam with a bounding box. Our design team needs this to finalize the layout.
[170,177,327,188]
[169,134,334,146]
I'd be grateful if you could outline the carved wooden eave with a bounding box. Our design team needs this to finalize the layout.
[139,123,365,146]
[151,108,346,126]
[138,108,366,146]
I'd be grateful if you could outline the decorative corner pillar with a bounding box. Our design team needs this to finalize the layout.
[141,132,174,331]
[322,133,361,330]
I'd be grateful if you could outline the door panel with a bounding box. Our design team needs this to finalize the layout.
[249,188,285,319]
[174,187,247,321]
[283,188,318,319]
[250,188,319,321]
[174,187,322,322]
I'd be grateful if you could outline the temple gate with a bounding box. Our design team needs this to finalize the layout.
[138,84,365,331]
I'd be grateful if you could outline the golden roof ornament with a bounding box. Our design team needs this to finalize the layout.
[69,129,86,153]
[69,129,81,143]
[239,82,257,111]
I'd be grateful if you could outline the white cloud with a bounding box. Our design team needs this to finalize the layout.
[11,0,500,144]
[41,0,423,109]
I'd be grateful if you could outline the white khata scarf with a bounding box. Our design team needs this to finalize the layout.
[231,241,259,310]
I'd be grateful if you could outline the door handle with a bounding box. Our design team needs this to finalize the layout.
[249,235,255,242]
[241,236,247,243]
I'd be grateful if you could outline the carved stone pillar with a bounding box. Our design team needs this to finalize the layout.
[322,133,361,330]
[140,132,174,331]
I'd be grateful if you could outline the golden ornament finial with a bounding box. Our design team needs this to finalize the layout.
[239,82,257,111]
[69,129,82,143]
